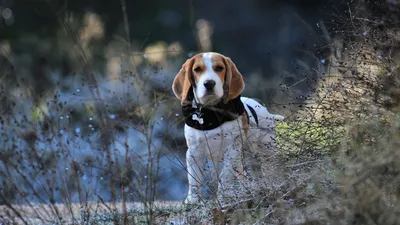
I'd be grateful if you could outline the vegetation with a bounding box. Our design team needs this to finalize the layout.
[0,0,399,224]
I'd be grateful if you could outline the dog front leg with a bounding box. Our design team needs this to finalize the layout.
[217,138,245,205]
[185,148,205,204]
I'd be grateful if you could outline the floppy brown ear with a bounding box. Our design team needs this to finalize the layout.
[172,58,195,105]
[223,57,245,104]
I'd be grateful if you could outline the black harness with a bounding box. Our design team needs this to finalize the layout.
[182,87,247,130]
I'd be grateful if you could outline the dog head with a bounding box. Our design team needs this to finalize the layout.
[172,52,245,105]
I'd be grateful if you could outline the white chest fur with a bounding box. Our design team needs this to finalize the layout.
[184,116,244,160]
[184,116,246,204]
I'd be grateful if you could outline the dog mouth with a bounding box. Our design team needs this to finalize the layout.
[199,93,221,105]
[204,90,216,96]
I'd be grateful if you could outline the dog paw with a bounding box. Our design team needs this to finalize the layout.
[184,195,200,205]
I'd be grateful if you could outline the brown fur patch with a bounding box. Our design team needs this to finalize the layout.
[242,112,249,136]
[222,56,245,103]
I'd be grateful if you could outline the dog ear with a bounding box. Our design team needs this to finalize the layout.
[222,57,245,104]
[172,58,195,105]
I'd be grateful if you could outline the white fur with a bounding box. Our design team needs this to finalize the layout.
[195,53,224,104]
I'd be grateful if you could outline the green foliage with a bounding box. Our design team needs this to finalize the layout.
[276,121,345,157]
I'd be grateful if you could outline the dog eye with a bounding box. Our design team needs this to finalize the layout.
[215,66,224,72]
[194,67,202,73]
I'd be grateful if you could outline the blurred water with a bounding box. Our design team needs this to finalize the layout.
[0,70,188,204]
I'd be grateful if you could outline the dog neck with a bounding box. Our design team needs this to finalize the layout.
[182,87,246,130]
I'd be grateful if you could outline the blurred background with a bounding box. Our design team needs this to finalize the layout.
[0,0,342,203]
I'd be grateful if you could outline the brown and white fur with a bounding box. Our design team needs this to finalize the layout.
[172,52,284,205]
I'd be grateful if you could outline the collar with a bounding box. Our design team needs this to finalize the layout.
[181,87,246,130]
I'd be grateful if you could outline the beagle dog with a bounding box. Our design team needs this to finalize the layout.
[172,52,284,205]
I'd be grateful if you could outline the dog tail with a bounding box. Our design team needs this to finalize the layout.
[271,114,285,121]
[241,97,284,127]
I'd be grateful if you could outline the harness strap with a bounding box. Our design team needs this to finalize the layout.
[246,104,259,126]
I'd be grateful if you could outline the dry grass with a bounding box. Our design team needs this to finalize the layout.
[0,202,185,224]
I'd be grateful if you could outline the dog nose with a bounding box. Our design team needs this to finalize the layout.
[203,80,216,90]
